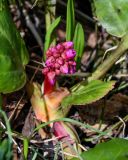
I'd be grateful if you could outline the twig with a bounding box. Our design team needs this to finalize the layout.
[15,0,44,59]
[108,115,128,132]
[23,9,44,54]
[115,116,126,138]
[31,0,39,8]
[9,92,25,121]
[26,64,42,72]
[114,74,128,78]
[30,65,41,82]
[78,144,87,151]
[30,60,45,66]
[61,72,90,77]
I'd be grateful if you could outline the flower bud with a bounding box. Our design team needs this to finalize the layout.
[42,67,49,74]
[61,52,66,59]
[56,44,64,52]
[46,50,52,58]
[47,71,56,85]
[58,57,64,65]
[53,52,60,58]
[68,61,76,66]
[63,41,74,49]
[51,47,57,53]
[69,67,74,74]
[46,56,55,67]
[54,63,60,69]
[65,49,76,59]
[60,64,69,74]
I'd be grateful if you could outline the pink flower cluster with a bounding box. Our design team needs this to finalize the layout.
[42,42,76,85]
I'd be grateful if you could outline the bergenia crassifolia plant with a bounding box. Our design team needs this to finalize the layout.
[30,42,81,159]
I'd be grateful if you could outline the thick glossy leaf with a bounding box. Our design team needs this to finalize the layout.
[44,16,61,55]
[66,0,75,41]
[0,31,26,93]
[0,0,29,93]
[73,23,85,69]
[61,80,115,107]
[72,138,128,160]
[0,0,29,65]
[93,0,128,37]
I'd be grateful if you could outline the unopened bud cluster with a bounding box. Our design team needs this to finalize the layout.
[42,42,76,83]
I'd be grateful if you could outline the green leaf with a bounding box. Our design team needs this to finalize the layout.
[44,16,61,55]
[23,138,29,160]
[0,139,12,160]
[0,0,29,93]
[72,138,128,160]
[0,111,12,159]
[93,0,128,37]
[73,23,85,69]
[0,0,29,65]
[66,0,75,41]
[0,94,2,108]
[61,80,115,107]
[0,33,26,93]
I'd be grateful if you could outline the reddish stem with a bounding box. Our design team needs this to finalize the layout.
[44,75,55,94]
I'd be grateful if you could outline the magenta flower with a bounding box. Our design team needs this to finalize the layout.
[42,42,76,93]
